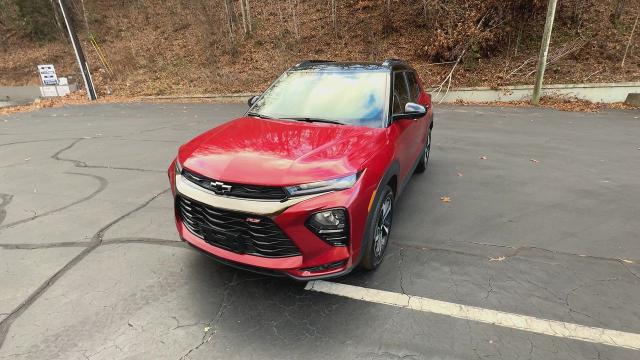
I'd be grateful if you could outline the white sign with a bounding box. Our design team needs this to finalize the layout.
[38,64,58,86]
[40,86,59,97]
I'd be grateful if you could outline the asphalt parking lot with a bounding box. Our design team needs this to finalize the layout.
[1,103,639,359]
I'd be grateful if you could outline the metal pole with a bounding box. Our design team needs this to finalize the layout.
[531,0,558,105]
[57,0,97,100]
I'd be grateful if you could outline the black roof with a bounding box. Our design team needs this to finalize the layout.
[291,59,413,72]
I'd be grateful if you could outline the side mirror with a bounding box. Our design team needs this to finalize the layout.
[394,102,427,120]
[247,95,259,107]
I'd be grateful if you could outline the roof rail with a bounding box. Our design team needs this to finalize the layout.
[295,59,335,67]
[382,58,406,66]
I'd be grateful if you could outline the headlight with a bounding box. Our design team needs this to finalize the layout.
[285,173,357,196]
[306,208,349,246]
[175,158,183,174]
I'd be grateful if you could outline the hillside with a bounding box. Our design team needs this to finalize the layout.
[1,0,639,97]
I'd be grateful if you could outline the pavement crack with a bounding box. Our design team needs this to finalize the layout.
[481,276,495,301]
[177,272,238,360]
[0,138,77,148]
[51,138,88,167]
[102,237,186,249]
[618,260,640,282]
[51,137,163,173]
[81,165,163,173]
[0,193,13,226]
[0,188,170,348]
[0,241,88,250]
[170,316,206,331]
[395,239,640,265]
[399,247,407,295]
[0,172,108,231]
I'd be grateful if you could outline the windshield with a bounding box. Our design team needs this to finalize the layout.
[248,70,388,127]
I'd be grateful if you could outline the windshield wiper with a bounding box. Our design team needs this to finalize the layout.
[247,112,272,119]
[283,117,345,125]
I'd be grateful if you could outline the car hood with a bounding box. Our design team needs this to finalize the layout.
[178,116,386,185]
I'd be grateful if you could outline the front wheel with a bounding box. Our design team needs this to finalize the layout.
[360,185,394,270]
[414,129,431,174]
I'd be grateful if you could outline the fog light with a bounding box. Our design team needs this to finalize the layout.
[306,208,349,246]
[302,260,347,273]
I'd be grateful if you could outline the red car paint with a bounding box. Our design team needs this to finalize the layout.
[170,62,433,279]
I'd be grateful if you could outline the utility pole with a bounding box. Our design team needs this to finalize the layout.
[531,0,558,105]
[57,0,97,100]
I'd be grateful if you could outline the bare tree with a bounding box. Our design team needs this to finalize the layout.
[223,0,237,55]
[289,0,299,38]
[383,0,392,34]
[238,0,253,35]
[239,0,247,34]
[194,0,224,65]
[80,0,89,31]
[422,0,428,23]
[611,0,628,24]
[621,13,638,68]
[245,0,252,33]
[49,0,66,36]
[330,0,338,36]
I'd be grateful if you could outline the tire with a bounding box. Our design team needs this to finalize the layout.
[414,129,431,174]
[360,185,394,270]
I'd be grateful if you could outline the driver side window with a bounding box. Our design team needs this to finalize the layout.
[392,72,410,115]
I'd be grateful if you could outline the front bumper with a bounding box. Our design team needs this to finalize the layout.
[171,170,372,280]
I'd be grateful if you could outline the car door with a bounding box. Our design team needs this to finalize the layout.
[389,71,422,182]
[405,71,430,158]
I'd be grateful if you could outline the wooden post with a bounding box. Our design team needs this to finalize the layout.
[531,0,558,105]
[57,0,97,100]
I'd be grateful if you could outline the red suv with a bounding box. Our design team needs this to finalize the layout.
[169,59,433,280]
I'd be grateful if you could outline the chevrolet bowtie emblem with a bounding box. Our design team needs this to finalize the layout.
[210,181,232,194]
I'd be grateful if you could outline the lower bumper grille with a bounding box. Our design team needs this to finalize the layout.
[177,195,301,258]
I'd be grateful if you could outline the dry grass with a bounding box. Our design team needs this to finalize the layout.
[1,0,638,97]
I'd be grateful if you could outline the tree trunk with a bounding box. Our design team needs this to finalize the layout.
[50,0,66,37]
[384,0,392,34]
[611,0,627,24]
[245,0,252,33]
[331,0,338,36]
[223,0,237,55]
[80,0,89,31]
[621,13,639,67]
[289,0,299,38]
[422,0,428,23]
[239,0,247,34]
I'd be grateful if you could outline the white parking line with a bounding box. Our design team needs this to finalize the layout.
[305,280,640,350]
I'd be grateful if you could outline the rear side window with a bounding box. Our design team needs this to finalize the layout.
[406,72,420,102]
[392,72,410,115]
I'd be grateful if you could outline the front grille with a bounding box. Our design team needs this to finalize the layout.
[182,169,287,200]
[177,195,301,258]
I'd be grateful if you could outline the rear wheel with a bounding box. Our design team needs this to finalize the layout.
[414,129,431,174]
[361,186,394,270]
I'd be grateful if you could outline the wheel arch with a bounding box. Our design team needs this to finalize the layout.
[355,160,400,266]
